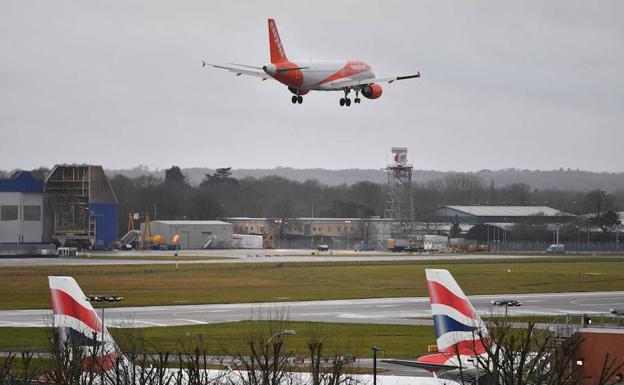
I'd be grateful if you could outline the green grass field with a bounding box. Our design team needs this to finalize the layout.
[1,258,623,310]
[0,321,436,359]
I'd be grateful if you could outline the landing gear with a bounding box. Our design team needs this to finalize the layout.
[340,89,353,107]
[297,95,303,104]
[354,89,361,104]
[339,97,352,106]
[292,95,303,104]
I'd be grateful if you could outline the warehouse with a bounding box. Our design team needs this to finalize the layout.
[147,220,233,249]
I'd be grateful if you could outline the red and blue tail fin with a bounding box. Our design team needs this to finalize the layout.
[268,19,288,63]
[425,269,487,355]
[49,276,119,372]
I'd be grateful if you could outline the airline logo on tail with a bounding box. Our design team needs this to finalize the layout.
[49,276,118,372]
[268,18,287,63]
[425,269,487,356]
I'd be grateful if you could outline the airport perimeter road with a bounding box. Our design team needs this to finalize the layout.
[0,249,596,267]
[1,291,622,328]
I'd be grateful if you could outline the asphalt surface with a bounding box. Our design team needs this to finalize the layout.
[1,291,622,328]
[0,248,608,267]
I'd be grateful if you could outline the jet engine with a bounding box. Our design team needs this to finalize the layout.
[288,87,310,96]
[361,83,383,99]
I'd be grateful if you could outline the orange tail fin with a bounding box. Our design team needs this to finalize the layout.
[268,19,288,63]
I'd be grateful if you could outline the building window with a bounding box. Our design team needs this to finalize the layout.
[23,205,41,221]
[1,205,18,221]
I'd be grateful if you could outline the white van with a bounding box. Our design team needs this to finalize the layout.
[545,244,565,254]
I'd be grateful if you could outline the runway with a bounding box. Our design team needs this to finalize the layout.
[1,291,622,328]
[0,249,604,267]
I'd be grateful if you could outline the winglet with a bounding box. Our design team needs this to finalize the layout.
[268,19,288,63]
[202,60,207,67]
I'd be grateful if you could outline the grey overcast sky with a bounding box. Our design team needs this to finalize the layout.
[1,1,622,172]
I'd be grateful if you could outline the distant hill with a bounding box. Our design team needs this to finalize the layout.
[104,166,624,192]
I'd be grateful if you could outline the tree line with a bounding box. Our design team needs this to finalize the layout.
[110,166,624,228]
[7,166,624,239]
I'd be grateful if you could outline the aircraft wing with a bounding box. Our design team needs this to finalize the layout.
[324,73,420,90]
[203,62,272,81]
[382,359,458,372]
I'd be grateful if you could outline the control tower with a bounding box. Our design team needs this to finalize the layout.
[383,147,416,240]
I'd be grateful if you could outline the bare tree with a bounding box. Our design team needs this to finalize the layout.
[229,308,297,385]
[460,318,624,385]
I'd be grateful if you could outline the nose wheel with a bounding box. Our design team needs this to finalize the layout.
[291,95,303,104]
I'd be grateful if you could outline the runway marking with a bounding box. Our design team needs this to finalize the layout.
[134,321,166,327]
[176,319,208,325]
[376,305,401,308]
[0,320,44,327]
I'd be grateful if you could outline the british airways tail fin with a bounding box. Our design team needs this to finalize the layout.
[49,276,120,372]
[268,19,288,63]
[425,269,487,355]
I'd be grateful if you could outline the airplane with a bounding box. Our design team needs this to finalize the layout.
[203,19,421,106]
[384,269,489,374]
[47,276,460,385]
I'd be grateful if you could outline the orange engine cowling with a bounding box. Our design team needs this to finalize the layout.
[362,83,383,99]
[288,87,310,96]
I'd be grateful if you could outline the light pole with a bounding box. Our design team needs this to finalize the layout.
[467,358,479,385]
[86,295,123,373]
[372,346,384,385]
[274,219,282,249]
[267,329,296,344]
[344,220,352,250]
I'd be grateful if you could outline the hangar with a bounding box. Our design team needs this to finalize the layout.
[434,205,575,224]
[44,164,118,250]
[0,171,44,244]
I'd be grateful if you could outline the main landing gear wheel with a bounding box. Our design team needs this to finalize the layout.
[354,98,361,104]
[297,95,303,104]
[339,98,352,107]
[292,95,298,104]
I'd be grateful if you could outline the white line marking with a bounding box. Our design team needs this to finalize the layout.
[176,319,208,325]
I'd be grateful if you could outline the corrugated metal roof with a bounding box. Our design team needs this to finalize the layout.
[444,206,574,217]
[0,171,44,193]
[154,220,231,226]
